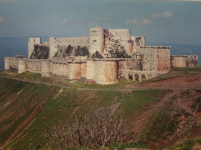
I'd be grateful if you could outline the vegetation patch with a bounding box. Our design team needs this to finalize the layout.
[30,45,49,59]
[191,97,201,112]
[141,110,180,142]
[164,138,201,150]
[0,77,169,149]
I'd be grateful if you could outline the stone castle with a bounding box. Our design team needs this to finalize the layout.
[4,26,198,84]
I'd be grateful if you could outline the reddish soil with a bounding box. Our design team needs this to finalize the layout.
[193,143,201,150]
[125,74,201,89]
[0,89,57,148]
[140,74,201,89]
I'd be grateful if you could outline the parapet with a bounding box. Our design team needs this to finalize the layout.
[140,46,171,49]
[171,55,198,67]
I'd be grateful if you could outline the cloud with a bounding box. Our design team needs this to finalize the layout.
[125,19,138,25]
[99,17,110,21]
[88,21,98,26]
[125,18,152,25]
[0,17,10,23]
[142,19,152,25]
[151,11,174,18]
[59,19,69,25]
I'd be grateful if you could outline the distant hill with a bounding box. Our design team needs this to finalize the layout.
[0,37,200,69]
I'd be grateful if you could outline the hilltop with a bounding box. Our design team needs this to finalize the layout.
[0,68,201,149]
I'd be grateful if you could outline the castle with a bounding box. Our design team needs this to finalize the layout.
[4,26,198,84]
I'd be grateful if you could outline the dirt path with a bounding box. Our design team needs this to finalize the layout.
[1,75,201,91]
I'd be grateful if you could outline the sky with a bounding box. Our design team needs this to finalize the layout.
[0,0,201,45]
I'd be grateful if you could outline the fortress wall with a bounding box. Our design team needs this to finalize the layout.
[49,58,69,77]
[107,29,132,54]
[131,36,146,54]
[28,38,41,58]
[68,63,81,80]
[4,57,10,70]
[156,48,171,72]
[81,63,87,78]
[24,59,42,73]
[171,55,198,68]
[18,59,26,74]
[41,60,50,77]
[8,58,20,69]
[137,47,157,71]
[86,60,95,80]
[89,27,104,54]
[49,37,89,58]
[94,60,118,84]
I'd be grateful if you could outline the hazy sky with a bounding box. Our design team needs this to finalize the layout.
[0,0,201,45]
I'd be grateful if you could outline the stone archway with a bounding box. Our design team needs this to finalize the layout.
[135,74,140,81]
[128,73,133,80]
[141,74,146,81]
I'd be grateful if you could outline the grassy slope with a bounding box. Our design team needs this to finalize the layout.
[0,77,170,149]
[1,68,201,149]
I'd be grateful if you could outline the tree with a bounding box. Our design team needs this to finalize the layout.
[45,105,134,150]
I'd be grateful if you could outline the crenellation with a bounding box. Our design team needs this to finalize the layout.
[5,26,199,84]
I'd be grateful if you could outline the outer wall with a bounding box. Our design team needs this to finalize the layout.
[94,60,118,84]
[156,48,170,72]
[68,63,81,80]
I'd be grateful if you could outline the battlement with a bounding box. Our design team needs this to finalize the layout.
[4,26,198,84]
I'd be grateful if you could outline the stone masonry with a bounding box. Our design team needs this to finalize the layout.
[4,26,198,84]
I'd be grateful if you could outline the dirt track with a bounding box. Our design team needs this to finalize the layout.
[1,74,201,91]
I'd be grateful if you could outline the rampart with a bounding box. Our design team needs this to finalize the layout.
[170,55,198,67]
[6,26,199,84]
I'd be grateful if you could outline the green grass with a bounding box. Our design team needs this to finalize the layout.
[71,79,136,89]
[0,70,18,77]
[164,138,201,150]
[15,71,41,80]
[0,77,170,149]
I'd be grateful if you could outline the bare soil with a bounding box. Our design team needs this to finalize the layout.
[126,74,201,89]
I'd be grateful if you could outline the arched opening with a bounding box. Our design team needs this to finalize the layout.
[149,74,152,79]
[135,74,139,81]
[128,73,133,80]
[141,74,146,81]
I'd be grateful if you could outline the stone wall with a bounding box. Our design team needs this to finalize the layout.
[86,60,95,80]
[156,48,171,72]
[18,59,26,74]
[171,55,198,67]
[5,57,19,70]
[24,59,42,73]
[4,57,10,70]
[106,29,132,55]
[28,38,41,58]
[131,36,146,54]
[137,47,157,71]
[89,26,104,54]
[94,60,118,84]
[28,38,50,59]
[49,37,89,58]
[137,46,171,72]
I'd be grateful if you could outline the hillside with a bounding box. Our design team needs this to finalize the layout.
[1,68,201,149]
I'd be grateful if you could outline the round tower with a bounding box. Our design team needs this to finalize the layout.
[94,60,118,84]
[89,26,104,55]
